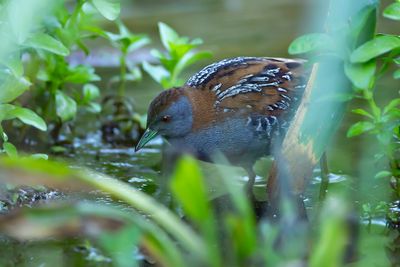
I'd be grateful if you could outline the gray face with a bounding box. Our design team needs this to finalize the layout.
[150,95,193,138]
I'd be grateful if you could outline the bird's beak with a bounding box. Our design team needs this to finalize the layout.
[135,128,159,152]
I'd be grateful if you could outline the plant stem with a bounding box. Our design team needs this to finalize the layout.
[118,52,127,97]
[319,152,330,202]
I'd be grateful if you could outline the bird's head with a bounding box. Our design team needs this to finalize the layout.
[135,88,193,151]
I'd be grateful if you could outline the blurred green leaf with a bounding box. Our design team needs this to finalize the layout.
[170,156,211,224]
[55,90,77,122]
[374,170,392,179]
[383,2,400,20]
[394,69,400,79]
[344,60,376,90]
[3,142,17,158]
[90,0,120,20]
[31,153,49,160]
[310,198,348,267]
[158,22,179,51]
[126,64,143,81]
[0,71,31,103]
[24,33,69,56]
[288,33,333,55]
[87,102,101,113]
[349,4,377,47]
[352,108,374,119]
[64,65,100,83]
[83,84,100,102]
[5,105,47,131]
[174,50,212,79]
[350,35,400,63]
[347,121,375,137]
[99,225,141,267]
[0,125,7,142]
[142,62,170,85]
[383,98,400,114]
[0,53,23,77]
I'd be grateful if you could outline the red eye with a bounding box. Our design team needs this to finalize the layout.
[161,115,171,122]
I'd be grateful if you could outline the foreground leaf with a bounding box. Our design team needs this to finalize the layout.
[55,90,77,122]
[158,22,180,51]
[6,105,47,131]
[351,35,400,63]
[91,0,120,20]
[25,33,69,56]
[344,60,376,90]
[0,71,31,103]
[383,2,400,20]
[347,121,375,137]
[288,33,333,55]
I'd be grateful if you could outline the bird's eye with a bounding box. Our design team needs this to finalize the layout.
[161,115,171,122]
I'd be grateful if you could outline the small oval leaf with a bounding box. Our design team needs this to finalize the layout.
[394,69,400,79]
[351,108,373,119]
[288,33,333,55]
[374,170,392,179]
[3,142,18,158]
[91,0,120,20]
[55,91,77,122]
[25,33,69,56]
[347,121,375,137]
[7,106,47,131]
[351,35,400,63]
[158,22,179,51]
[344,61,376,90]
[383,2,400,20]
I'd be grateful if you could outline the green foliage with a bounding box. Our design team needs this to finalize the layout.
[104,20,150,97]
[289,0,400,198]
[143,22,212,89]
[0,155,370,267]
[383,2,400,20]
[0,0,139,156]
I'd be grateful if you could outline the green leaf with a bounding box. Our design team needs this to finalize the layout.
[0,53,23,77]
[349,4,377,47]
[0,71,31,103]
[344,61,376,90]
[394,69,400,79]
[374,170,392,179]
[3,142,18,158]
[64,65,100,84]
[383,2,400,20]
[288,33,333,55]
[170,156,211,224]
[158,22,180,51]
[0,125,7,142]
[31,153,49,160]
[173,50,212,79]
[83,84,100,102]
[383,98,400,114]
[142,62,170,85]
[350,35,400,63]
[55,91,77,122]
[352,108,374,119]
[86,102,101,113]
[6,106,47,131]
[99,225,141,267]
[24,33,69,56]
[347,121,375,137]
[91,0,120,20]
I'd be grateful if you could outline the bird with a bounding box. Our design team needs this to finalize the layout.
[135,57,309,199]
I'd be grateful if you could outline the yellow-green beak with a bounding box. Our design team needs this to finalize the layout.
[135,128,159,152]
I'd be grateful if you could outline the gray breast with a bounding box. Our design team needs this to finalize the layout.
[167,117,271,165]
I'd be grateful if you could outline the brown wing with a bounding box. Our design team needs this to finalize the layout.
[185,57,309,134]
